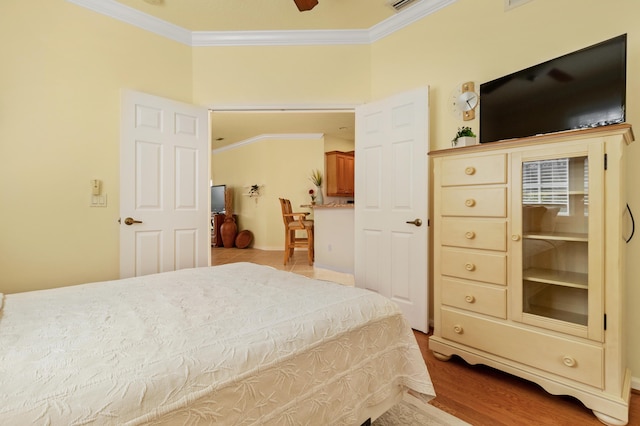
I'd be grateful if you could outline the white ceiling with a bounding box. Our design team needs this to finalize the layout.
[115,0,399,32]
[211,111,355,150]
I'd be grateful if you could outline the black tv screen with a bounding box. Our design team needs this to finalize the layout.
[211,184,226,214]
[480,34,626,143]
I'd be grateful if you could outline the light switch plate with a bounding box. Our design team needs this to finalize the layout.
[90,194,107,207]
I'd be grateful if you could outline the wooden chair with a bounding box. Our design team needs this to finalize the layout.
[279,198,314,266]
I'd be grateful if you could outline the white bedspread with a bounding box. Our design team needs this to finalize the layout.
[0,263,435,425]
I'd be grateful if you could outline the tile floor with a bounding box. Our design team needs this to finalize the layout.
[210,247,355,286]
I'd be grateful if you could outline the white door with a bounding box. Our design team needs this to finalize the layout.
[354,87,430,332]
[120,90,210,278]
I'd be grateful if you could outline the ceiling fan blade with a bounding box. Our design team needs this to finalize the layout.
[293,0,319,11]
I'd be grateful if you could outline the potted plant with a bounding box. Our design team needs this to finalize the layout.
[309,169,324,205]
[248,184,260,197]
[452,126,477,147]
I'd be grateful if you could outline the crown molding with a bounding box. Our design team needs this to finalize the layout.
[192,29,370,47]
[370,0,457,42]
[212,133,324,154]
[66,0,192,45]
[67,0,456,47]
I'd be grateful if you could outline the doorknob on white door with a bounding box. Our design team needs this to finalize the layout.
[406,218,423,227]
[123,217,143,225]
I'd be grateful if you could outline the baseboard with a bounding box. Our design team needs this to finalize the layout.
[251,245,287,251]
[312,267,355,286]
[313,262,354,275]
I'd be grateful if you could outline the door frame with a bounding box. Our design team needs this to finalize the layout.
[208,104,358,252]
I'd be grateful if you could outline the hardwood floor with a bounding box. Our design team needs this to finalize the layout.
[211,247,639,425]
[413,331,639,426]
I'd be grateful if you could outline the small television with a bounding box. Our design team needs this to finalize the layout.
[211,184,226,214]
[480,34,626,143]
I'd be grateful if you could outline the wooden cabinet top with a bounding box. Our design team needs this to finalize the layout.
[429,124,633,157]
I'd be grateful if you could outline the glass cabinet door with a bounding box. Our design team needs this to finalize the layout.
[513,143,603,340]
[522,155,588,323]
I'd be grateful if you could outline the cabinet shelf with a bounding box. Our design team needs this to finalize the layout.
[525,284,588,326]
[523,309,588,326]
[523,267,588,289]
[524,231,588,242]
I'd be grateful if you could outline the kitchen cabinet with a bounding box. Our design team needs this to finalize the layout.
[325,151,354,197]
[429,124,633,425]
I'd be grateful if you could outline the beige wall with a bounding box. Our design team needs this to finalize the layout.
[192,45,371,106]
[324,135,355,153]
[0,0,193,293]
[368,0,640,380]
[211,134,353,250]
[211,136,324,250]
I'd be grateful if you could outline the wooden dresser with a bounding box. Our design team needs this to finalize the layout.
[429,124,633,425]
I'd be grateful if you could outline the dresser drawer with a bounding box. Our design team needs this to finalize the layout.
[441,154,507,186]
[440,187,506,217]
[441,247,506,285]
[440,308,603,388]
[441,278,506,318]
[440,218,506,251]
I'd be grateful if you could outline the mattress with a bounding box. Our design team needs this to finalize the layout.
[0,262,435,425]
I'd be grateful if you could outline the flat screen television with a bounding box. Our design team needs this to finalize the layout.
[211,184,226,214]
[479,34,626,143]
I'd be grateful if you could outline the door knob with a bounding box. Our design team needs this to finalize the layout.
[123,217,143,226]
[406,218,423,227]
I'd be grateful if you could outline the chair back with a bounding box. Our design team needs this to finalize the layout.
[279,198,312,231]
[279,198,294,227]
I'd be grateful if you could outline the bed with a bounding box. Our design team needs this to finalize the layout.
[0,262,435,425]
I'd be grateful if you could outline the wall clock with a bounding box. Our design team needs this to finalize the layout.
[451,81,479,121]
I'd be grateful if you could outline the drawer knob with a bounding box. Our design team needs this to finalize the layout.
[465,263,476,271]
[562,356,577,368]
[465,231,476,239]
[511,234,521,241]
[465,167,476,175]
[465,199,476,207]
[465,295,476,303]
[453,325,464,334]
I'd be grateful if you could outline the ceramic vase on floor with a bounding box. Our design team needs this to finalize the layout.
[220,216,237,248]
[315,185,324,205]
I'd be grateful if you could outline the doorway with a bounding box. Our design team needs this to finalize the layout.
[209,110,355,252]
